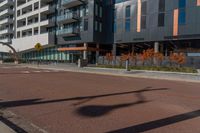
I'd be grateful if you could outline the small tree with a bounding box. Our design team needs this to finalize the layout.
[129,52,137,66]
[105,53,113,65]
[169,52,186,67]
[120,53,129,61]
[145,48,155,65]
[140,50,149,66]
[177,53,186,67]
[169,52,176,66]
[154,52,164,66]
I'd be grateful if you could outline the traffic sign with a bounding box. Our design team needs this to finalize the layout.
[35,43,43,51]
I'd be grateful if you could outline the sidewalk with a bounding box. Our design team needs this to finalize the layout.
[0,121,16,133]
[21,63,200,83]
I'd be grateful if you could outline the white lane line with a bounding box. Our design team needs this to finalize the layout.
[32,71,41,73]
[21,71,30,74]
[43,70,51,72]
[1,67,10,69]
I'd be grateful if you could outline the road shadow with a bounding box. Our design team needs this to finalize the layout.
[0,87,169,109]
[107,109,200,133]
[76,101,148,117]
[75,87,168,117]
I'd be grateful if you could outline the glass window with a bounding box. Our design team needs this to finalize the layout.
[141,16,146,29]
[158,0,165,27]
[125,5,131,18]
[95,21,98,31]
[95,4,98,16]
[158,13,165,27]
[141,1,147,29]
[125,19,130,32]
[100,6,103,18]
[159,0,165,12]
[84,19,88,31]
[179,0,186,8]
[141,1,147,15]
[179,9,186,25]
[178,0,186,25]
[114,21,116,33]
[99,22,102,32]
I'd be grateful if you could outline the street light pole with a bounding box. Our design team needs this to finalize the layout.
[0,41,19,64]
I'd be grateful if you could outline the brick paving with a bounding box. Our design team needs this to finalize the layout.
[0,64,200,133]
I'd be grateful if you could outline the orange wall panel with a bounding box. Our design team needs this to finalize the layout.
[197,0,200,6]
[137,0,141,32]
[173,9,179,36]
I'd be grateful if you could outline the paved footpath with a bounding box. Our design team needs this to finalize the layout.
[0,121,16,133]
[22,63,200,83]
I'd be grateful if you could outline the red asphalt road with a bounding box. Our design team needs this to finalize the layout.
[0,64,200,133]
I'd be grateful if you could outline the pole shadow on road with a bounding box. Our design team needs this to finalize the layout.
[0,87,168,110]
[107,109,200,133]
[75,87,168,117]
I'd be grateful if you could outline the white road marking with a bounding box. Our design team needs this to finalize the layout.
[43,70,50,72]
[21,71,30,74]
[33,71,41,73]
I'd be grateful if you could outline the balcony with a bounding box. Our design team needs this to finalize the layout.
[0,0,14,10]
[40,4,56,14]
[57,28,80,37]
[62,0,86,8]
[0,29,13,35]
[0,9,14,18]
[0,18,13,25]
[57,12,80,24]
[0,38,12,43]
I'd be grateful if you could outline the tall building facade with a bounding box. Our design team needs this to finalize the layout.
[11,0,113,63]
[0,0,14,59]
[114,0,200,56]
[13,0,56,51]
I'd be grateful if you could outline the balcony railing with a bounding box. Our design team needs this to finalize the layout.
[56,28,80,36]
[62,0,86,8]
[57,12,80,23]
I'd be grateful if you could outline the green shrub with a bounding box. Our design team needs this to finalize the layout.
[96,65,197,73]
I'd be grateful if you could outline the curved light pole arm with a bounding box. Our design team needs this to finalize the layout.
[0,42,19,62]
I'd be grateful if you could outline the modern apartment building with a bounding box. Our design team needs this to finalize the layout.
[0,0,14,59]
[55,0,113,62]
[12,0,56,51]
[10,0,113,63]
[113,0,200,56]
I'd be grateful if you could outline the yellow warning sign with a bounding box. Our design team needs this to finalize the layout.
[35,43,43,51]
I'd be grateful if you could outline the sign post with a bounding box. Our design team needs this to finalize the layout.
[34,43,43,67]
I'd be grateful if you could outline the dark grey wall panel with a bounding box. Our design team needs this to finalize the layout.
[114,0,200,43]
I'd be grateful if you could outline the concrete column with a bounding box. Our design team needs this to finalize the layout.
[83,43,88,60]
[32,28,34,35]
[132,44,135,53]
[0,53,2,64]
[165,48,168,57]
[20,31,22,38]
[96,43,99,65]
[154,42,159,53]
[154,42,159,65]
[112,43,117,65]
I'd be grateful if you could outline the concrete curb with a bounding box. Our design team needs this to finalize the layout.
[86,67,200,76]
[22,64,200,83]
